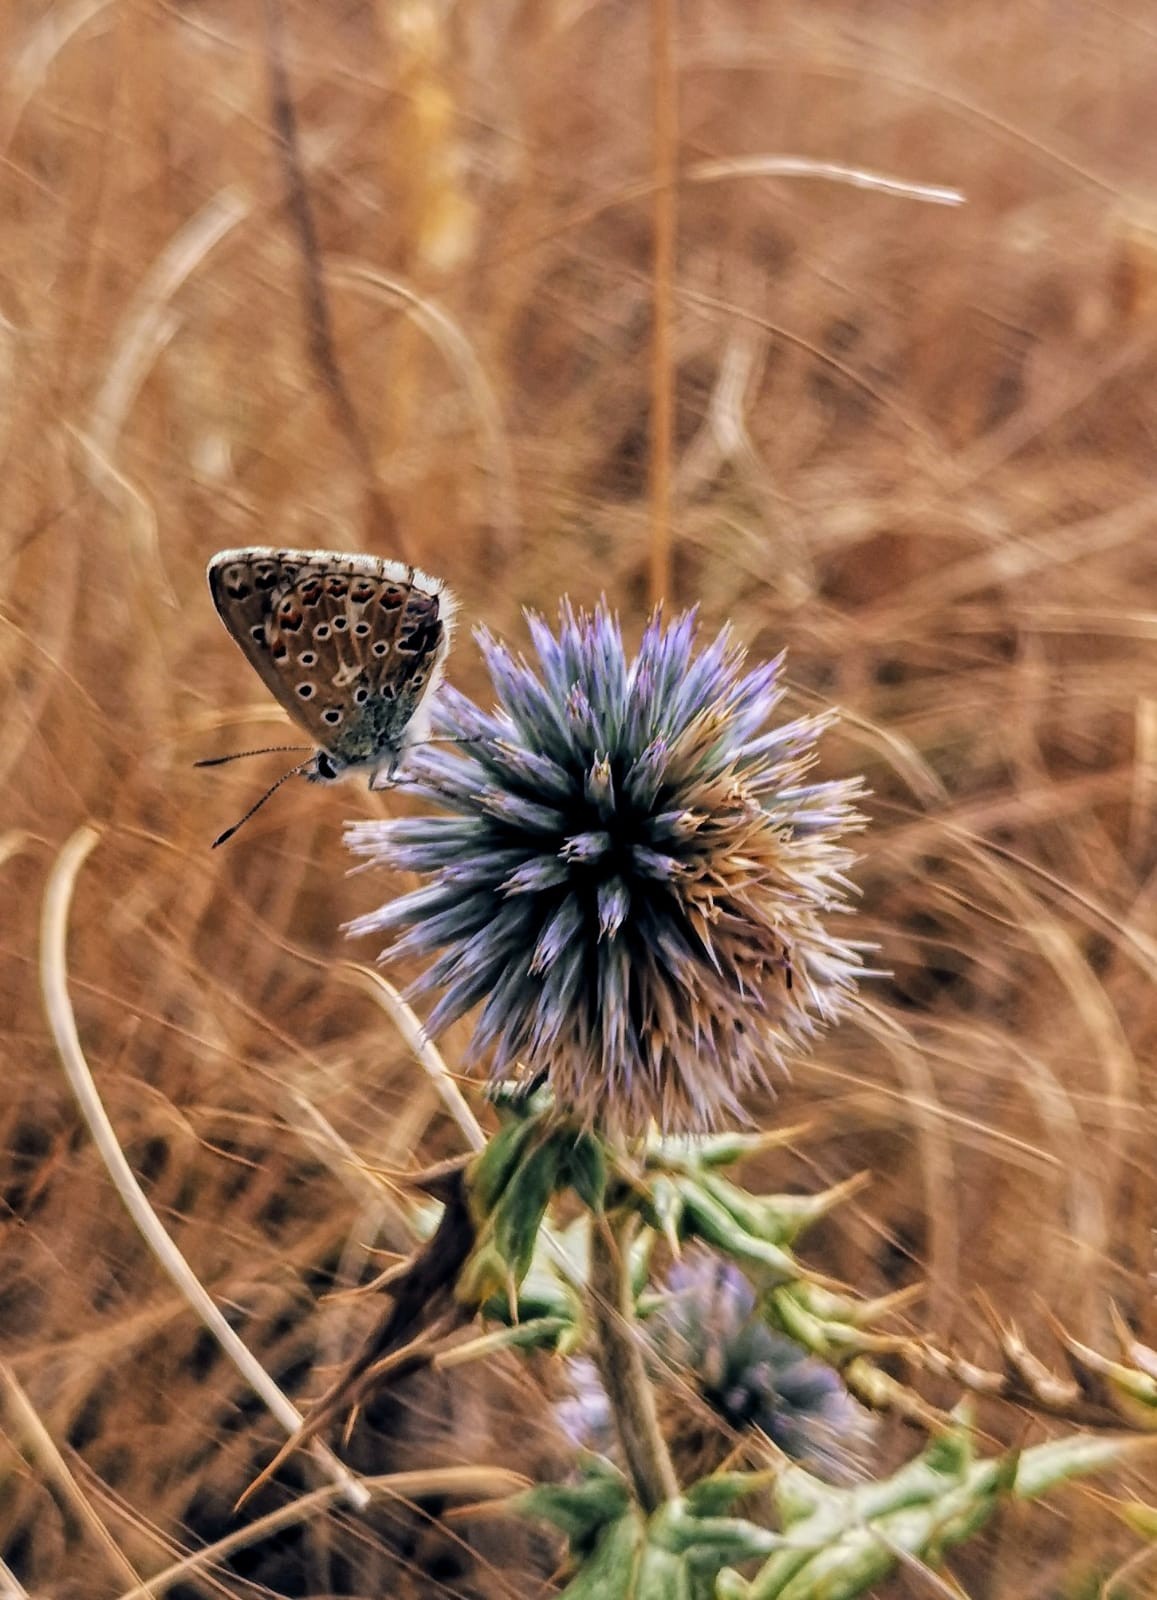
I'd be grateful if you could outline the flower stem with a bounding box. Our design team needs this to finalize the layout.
[588,1209,678,1513]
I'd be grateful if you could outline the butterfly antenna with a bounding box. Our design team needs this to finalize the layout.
[210,759,315,848]
[195,745,313,769]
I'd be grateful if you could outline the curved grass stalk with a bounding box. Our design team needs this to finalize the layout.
[109,1465,527,1600]
[39,826,370,1514]
[338,962,486,1152]
[1,1359,143,1593]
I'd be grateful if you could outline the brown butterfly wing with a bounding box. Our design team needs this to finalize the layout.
[208,548,449,761]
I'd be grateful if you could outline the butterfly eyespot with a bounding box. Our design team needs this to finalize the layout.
[225,582,251,600]
[297,683,315,699]
[299,581,323,606]
[325,577,349,598]
[323,708,343,725]
[272,641,289,662]
[353,686,369,706]
[354,621,371,637]
[280,608,303,631]
[411,669,427,686]
[298,650,317,667]
[351,580,376,603]
[314,623,331,640]
[254,565,279,590]
[380,684,398,700]
[372,641,389,657]
[332,616,348,632]
[249,625,266,643]
[380,586,404,606]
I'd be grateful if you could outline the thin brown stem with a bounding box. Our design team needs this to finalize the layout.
[261,0,403,552]
[648,0,677,606]
[589,1209,678,1513]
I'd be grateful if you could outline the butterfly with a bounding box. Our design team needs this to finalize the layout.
[200,547,457,846]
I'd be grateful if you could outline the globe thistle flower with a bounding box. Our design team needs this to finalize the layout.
[651,1253,873,1483]
[347,601,866,1133]
[556,1254,873,1483]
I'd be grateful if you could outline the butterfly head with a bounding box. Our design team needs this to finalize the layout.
[304,744,408,790]
[307,749,342,784]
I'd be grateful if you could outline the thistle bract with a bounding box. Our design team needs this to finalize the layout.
[347,602,866,1132]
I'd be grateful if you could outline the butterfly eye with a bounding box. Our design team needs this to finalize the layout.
[297,683,315,700]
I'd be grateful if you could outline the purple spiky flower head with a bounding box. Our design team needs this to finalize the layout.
[654,1253,874,1481]
[347,602,866,1134]
[558,1253,874,1482]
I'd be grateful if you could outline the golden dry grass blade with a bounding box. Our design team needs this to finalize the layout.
[38,826,371,1513]
[0,1360,144,1593]
[647,0,677,606]
[112,1466,529,1600]
[0,1553,30,1600]
[684,155,965,206]
[338,962,486,1152]
[327,259,521,560]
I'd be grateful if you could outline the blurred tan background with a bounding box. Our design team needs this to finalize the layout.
[4,0,1157,1594]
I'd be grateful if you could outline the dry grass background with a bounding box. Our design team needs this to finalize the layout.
[5,0,1157,1594]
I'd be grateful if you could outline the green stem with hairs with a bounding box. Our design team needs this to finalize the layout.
[589,1208,678,1514]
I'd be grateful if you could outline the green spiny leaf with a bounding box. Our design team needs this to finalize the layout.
[632,1543,694,1599]
[678,1181,804,1283]
[698,1173,866,1249]
[565,1130,609,1213]
[455,1231,509,1307]
[554,1510,642,1597]
[513,1461,632,1546]
[652,1505,782,1565]
[681,1471,777,1519]
[469,1114,543,1219]
[493,1138,564,1282]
